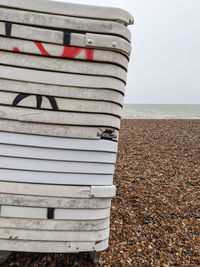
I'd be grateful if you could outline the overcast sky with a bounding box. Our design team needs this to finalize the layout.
[61,0,200,104]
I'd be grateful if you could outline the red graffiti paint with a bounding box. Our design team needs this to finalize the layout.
[85,48,94,60]
[13,47,20,52]
[12,41,94,60]
[61,46,94,60]
[34,42,51,56]
[34,41,94,60]
[61,46,83,58]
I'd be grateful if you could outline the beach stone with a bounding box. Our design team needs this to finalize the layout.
[0,251,11,263]
[2,120,200,267]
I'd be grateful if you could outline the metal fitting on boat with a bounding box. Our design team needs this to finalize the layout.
[112,42,117,47]
[88,39,93,44]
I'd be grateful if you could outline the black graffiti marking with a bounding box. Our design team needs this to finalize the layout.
[12,93,29,106]
[12,94,59,110]
[63,31,71,45]
[46,96,58,110]
[5,22,12,36]
[36,95,42,109]
[47,208,55,219]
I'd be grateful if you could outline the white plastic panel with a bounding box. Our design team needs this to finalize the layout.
[0,91,122,117]
[0,78,124,105]
[0,120,119,140]
[0,194,111,209]
[0,37,129,69]
[0,239,109,253]
[0,132,117,185]
[0,228,109,242]
[0,206,47,219]
[0,66,125,93]
[54,208,110,220]
[0,217,110,231]
[0,22,131,56]
[0,169,113,185]
[0,51,127,82]
[0,7,131,42]
[0,0,134,25]
[0,105,120,129]
[0,206,110,220]
[91,186,116,198]
[0,144,116,163]
[0,181,116,198]
[0,132,118,152]
[0,157,115,174]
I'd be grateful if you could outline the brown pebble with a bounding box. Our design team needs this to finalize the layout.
[2,120,200,267]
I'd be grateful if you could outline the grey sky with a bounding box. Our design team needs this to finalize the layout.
[61,0,200,104]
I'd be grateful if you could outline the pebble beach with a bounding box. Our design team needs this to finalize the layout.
[2,119,200,266]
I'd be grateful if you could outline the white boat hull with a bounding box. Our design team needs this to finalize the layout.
[0,132,117,185]
[0,0,133,255]
[0,181,115,252]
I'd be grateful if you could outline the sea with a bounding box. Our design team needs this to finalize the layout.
[122,104,200,119]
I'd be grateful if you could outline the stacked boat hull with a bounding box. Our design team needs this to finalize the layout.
[0,181,115,252]
[0,0,133,254]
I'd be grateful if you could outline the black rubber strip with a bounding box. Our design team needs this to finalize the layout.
[5,22,12,36]
[63,31,71,45]
[47,208,55,219]
[12,93,29,106]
